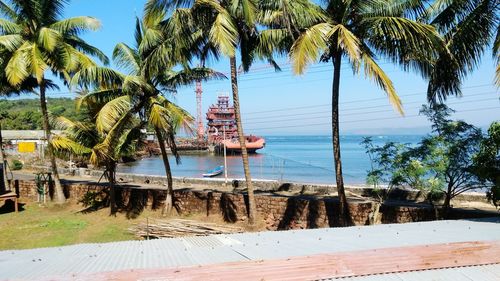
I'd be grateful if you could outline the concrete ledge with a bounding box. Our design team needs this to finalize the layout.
[35,166,492,204]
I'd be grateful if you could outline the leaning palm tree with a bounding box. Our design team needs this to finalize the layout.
[72,13,223,214]
[0,0,108,203]
[424,0,499,101]
[289,0,444,225]
[145,0,281,225]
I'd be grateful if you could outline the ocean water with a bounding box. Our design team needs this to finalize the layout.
[117,135,423,184]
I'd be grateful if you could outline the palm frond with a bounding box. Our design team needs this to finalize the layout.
[209,10,238,57]
[144,0,193,24]
[363,16,442,70]
[96,95,132,133]
[327,24,361,63]
[0,18,21,33]
[52,134,92,155]
[49,16,101,35]
[148,101,172,131]
[445,0,497,74]
[290,23,333,74]
[257,28,290,56]
[77,88,125,111]
[29,44,49,83]
[38,27,61,52]
[5,42,30,86]
[229,0,257,24]
[0,0,18,20]
[71,66,125,90]
[65,35,109,65]
[0,34,23,51]
[359,0,427,19]
[361,52,403,115]
[134,17,143,47]
[113,43,140,74]
[159,67,226,88]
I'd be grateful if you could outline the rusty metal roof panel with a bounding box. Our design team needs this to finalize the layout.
[327,264,500,281]
[224,218,500,260]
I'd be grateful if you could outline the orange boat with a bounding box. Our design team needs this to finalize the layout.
[221,135,266,153]
[207,96,265,154]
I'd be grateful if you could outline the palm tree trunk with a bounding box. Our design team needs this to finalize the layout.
[230,56,257,225]
[155,128,174,215]
[39,80,65,203]
[108,161,117,215]
[332,51,350,226]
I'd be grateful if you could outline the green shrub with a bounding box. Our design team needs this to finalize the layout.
[11,160,23,170]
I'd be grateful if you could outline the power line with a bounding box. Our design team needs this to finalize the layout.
[244,106,500,131]
[244,97,499,125]
[244,91,497,121]
[242,84,496,115]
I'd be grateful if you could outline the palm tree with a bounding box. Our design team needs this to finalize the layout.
[52,99,143,214]
[424,0,499,101]
[145,0,282,225]
[0,0,108,203]
[73,12,223,214]
[289,0,443,225]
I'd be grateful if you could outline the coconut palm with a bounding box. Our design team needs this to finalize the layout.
[424,0,499,101]
[289,0,444,225]
[0,0,108,203]
[52,98,143,214]
[73,13,223,214]
[145,0,283,225]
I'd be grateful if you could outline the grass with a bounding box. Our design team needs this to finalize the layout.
[0,202,141,250]
[0,200,260,251]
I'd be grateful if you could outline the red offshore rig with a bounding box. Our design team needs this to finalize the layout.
[206,96,265,153]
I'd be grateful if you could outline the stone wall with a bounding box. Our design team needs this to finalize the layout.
[48,167,490,204]
[13,180,493,230]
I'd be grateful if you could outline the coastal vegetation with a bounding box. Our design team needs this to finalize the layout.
[0,0,498,227]
[0,0,108,204]
[363,104,498,219]
[0,98,85,130]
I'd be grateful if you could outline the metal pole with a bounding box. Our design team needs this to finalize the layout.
[223,125,228,184]
[0,122,8,193]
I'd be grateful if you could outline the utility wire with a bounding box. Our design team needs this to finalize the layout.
[245,106,500,131]
[244,91,497,121]
[242,84,496,115]
[244,97,499,125]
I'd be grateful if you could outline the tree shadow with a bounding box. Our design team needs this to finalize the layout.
[220,193,238,223]
[77,189,109,214]
[307,199,320,228]
[324,198,341,227]
[126,189,148,219]
[150,190,163,211]
[277,198,307,230]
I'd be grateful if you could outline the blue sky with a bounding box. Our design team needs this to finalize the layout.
[45,0,500,135]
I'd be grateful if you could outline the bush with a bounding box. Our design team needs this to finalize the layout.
[11,159,23,170]
[363,104,485,216]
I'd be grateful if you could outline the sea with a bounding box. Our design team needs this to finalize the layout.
[117,135,423,184]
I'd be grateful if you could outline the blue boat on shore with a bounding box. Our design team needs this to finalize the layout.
[202,165,224,177]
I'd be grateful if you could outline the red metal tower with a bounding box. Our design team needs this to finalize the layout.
[195,80,204,141]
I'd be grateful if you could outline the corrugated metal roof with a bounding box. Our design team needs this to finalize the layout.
[0,218,499,280]
[327,264,500,281]
[1,130,61,140]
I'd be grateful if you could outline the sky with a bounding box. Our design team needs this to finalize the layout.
[20,0,500,135]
